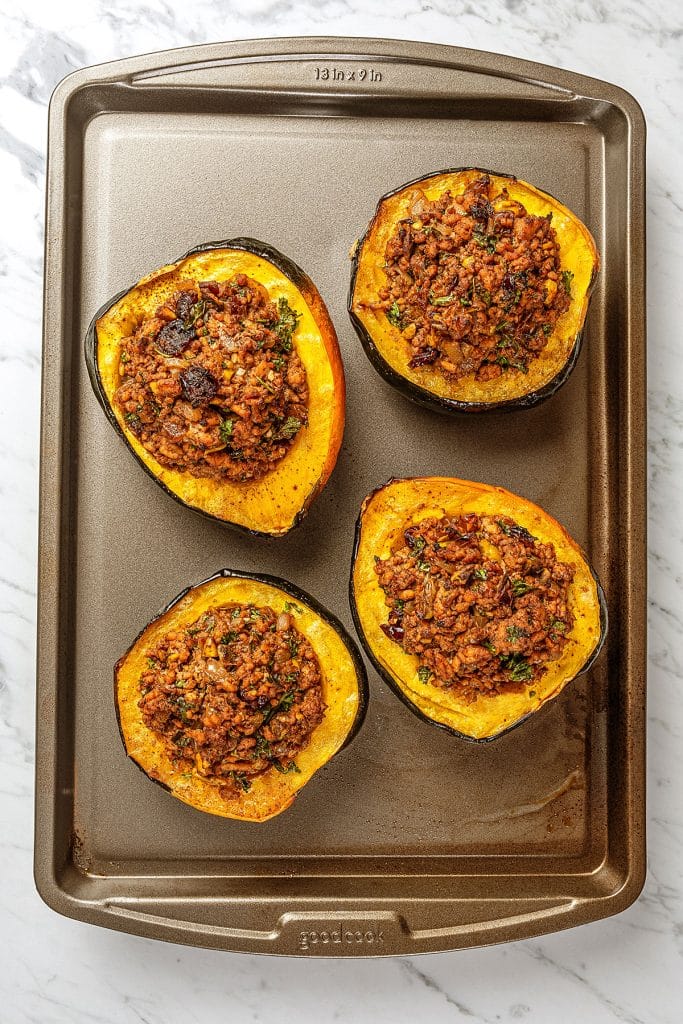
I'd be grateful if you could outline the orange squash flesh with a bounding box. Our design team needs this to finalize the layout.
[350,477,607,741]
[116,571,368,821]
[87,239,345,536]
[349,168,600,413]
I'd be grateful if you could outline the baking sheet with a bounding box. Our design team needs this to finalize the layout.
[36,37,646,955]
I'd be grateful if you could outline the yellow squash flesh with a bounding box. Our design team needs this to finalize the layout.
[351,477,606,741]
[92,242,345,535]
[116,573,366,821]
[350,169,600,410]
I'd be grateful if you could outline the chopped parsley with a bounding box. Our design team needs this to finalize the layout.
[284,601,303,614]
[561,269,574,297]
[261,689,296,726]
[542,323,553,336]
[511,579,534,597]
[219,418,234,443]
[272,760,301,774]
[229,771,252,793]
[473,567,488,581]
[276,416,303,440]
[386,301,407,330]
[496,519,535,541]
[506,625,527,643]
[472,229,498,253]
[417,666,432,684]
[274,296,301,350]
[499,652,533,682]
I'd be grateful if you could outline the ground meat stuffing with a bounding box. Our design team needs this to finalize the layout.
[374,513,575,701]
[138,603,325,797]
[376,173,573,381]
[115,276,308,482]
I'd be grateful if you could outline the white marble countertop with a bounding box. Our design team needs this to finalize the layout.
[1,0,681,1021]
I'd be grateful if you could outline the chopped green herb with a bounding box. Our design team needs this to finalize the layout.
[274,296,301,350]
[288,637,299,658]
[229,771,252,793]
[411,536,426,556]
[550,617,567,635]
[254,734,272,758]
[472,229,498,253]
[219,418,234,443]
[261,689,296,726]
[276,416,303,440]
[561,269,574,297]
[499,652,533,682]
[483,639,497,654]
[283,601,303,614]
[506,625,527,643]
[475,283,492,307]
[273,354,286,372]
[272,759,301,774]
[119,350,129,363]
[386,301,407,330]
[220,631,238,645]
[511,579,534,597]
[185,299,206,327]
[146,657,158,669]
[124,411,141,431]
[542,323,553,336]
[395,599,405,612]
[473,567,488,580]
[254,374,275,394]
[248,607,261,621]
[417,560,430,572]
[496,519,535,541]
[417,666,432,684]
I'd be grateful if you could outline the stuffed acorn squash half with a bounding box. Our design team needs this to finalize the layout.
[116,571,368,821]
[350,477,607,742]
[87,239,345,535]
[349,168,599,413]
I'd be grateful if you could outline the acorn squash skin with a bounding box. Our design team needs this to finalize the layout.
[86,238,346,537]
[349,168,600,414]
[349,477,607,743]
[115,570,368,822]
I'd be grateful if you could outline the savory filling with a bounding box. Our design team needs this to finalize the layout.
[379,173,573,381]
[115,276,308,482]
[138,602,325,796]
[374,513,575,701]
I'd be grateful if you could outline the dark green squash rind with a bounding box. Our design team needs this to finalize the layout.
[115,568,369,800]
[348,480,608,743]
[85,238,334,538]
[348,167,599,415]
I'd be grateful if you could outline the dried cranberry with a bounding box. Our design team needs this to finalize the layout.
[381,622,405,643]
[409,346,440,368]
[175,291,195,322]
[179,365,218,407]
[156,319,194,356]
[469,200,493,222]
